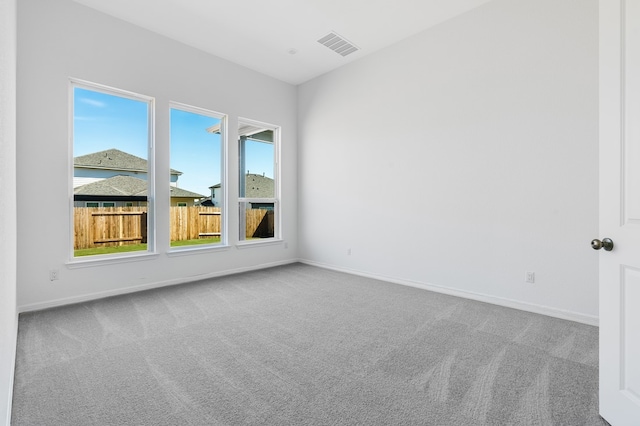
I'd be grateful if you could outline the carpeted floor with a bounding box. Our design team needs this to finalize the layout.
[12,263,607,425]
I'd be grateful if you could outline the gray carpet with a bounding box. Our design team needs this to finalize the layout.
[12,263,607,425]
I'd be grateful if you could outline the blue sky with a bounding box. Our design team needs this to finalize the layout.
[73,87,274,197]
[170,108,221,196]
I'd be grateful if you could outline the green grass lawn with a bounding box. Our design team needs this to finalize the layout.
[74,237,221,257]
[170,237,221,247]
[74,244,148,257]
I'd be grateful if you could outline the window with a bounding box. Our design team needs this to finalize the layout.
[71,81,154,258]
[85,202,117,207]
[238,119,279,241]
[170,104,225,248]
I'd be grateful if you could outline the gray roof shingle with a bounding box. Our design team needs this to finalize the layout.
[74,175,204,198]
[74,175,147,196]
[170,186,205,198]
[74,148,181,175]
[244,174,274,198]
[211,174,275,198]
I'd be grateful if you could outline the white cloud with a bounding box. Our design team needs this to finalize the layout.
[79,98,106,108]
[74,115,97,121]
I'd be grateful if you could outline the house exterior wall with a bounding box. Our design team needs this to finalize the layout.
[298,0,599,322]
[74,168,148,178]
[73,176,103,188]
[74,167,179,188]
[73,201,147,208]
[17,0,297,310]
[73,199,199,208]
[171,198,200,207]
[211,186,221,207]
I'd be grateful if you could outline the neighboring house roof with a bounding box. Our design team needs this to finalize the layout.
[209,173,275,198]
[245,174,274,198]
[74,175,147,196]
[195,197,215,206]
[170,186,205,198]
[209,174,275,198]
[74,148,182,175]
[74,175,204,198]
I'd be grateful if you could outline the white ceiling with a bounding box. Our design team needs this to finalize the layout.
[72,0,494,85]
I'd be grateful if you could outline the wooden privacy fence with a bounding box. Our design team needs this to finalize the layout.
[245,209,274,239]
[170,206,222,242]
[74,206,273,249]
[74,207,147,249]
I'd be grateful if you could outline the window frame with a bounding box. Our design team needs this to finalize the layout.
[68,79,156,265]
[167,101,228,253]
[237,117,281,245]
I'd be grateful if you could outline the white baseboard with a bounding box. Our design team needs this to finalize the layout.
[299,259,599,327]
[18,257,599,326]
[18,259,298,313]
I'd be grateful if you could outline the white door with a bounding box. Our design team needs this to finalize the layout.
[599,1,640,424]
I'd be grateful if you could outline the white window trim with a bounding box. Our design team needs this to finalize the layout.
[68,78,156,264]
[165,244,230,257]
[168,101,228,252]
[236,238,283,249]
[67,252,160,269]
[237,118,281,245]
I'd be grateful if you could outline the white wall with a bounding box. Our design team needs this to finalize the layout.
[17,0,297,309]
[298,0,599,322]
[0,0,17,422]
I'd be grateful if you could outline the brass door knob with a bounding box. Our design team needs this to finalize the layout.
[591,238,614,251]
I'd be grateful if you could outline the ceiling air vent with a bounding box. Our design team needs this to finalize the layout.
[317,32,359,57]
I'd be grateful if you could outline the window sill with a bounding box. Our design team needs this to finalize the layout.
[67,252,160,269]
[166,244,230,257]
[236,239,283,249]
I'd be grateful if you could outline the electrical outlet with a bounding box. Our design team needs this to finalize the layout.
[525,271,535,283]
[49,269,59,281]
[347,248,352,256]
[284,242,288,249]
